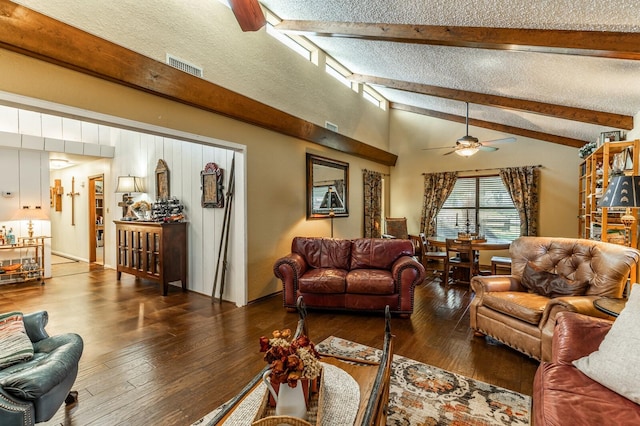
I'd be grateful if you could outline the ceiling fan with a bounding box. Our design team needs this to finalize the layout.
[423,102,516,157]
[228,0,266,32]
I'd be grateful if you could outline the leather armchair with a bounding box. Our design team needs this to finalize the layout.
[533,312,640,425]
[470,236,639,361]
[0,311,83,426]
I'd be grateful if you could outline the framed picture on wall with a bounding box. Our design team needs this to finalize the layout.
[600,131,621,143]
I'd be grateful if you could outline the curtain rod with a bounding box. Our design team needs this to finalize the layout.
[363,169,390,176]
[422,164,543,175]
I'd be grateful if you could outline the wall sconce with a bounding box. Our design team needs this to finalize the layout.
[115,175,144,219]
[12,206,49,244]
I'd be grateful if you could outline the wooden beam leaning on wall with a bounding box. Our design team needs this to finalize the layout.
[0,0,397,167]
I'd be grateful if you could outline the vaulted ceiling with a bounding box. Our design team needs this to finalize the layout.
[256,0,640,148]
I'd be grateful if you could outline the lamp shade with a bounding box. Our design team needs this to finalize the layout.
[115,176,144,193]
[12,206,49,221]
[598,175,640,209]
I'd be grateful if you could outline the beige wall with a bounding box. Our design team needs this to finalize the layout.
[388,109,582,262]
[0,48,390,301]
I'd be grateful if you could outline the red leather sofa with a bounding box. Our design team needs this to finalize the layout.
[533,312,640,425]
[274,237,425,316]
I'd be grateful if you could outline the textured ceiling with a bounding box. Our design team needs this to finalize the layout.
[260,0,640,144]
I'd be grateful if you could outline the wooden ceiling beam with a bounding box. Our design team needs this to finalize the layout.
[391,103,587,148]
[0,1,396,166]
[352,74,633,130]
[276,20,640,60]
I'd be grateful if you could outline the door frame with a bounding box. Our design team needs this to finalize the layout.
[88,174,104,264]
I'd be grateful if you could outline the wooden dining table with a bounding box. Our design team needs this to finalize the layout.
[424,236,511,283]
[425,236,511,251]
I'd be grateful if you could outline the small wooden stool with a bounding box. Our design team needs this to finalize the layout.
[491,256,512,274]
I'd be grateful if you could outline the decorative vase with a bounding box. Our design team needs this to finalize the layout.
[262,370,307,420]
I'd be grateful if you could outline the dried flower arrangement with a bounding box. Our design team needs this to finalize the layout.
[259,329,321,388]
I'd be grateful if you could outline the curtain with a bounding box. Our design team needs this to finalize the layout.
[363,170,382,238]
[499,166,540,236]
[420,172,458,237]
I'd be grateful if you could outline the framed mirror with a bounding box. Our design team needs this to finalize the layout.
[201,162,224,208]
[306,153,349,219]
[155,159,170,201]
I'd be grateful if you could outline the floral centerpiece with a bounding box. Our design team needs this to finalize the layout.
[259,328,321,388]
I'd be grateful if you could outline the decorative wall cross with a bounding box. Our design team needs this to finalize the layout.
[66,176,80,226]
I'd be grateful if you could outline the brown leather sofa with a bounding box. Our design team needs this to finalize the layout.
[274,237,425,316]
[533,312,640,425]
[470,236,639,361]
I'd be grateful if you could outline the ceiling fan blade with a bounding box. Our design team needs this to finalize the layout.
[481,137,517,145]
[443,149,457,156]
[479,145,499,152]
[228,0,266,31]
[421,146,455,151]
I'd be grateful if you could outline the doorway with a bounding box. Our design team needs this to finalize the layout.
[88,175,104,265]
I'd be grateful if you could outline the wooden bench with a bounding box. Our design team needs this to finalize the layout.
[491,256,512,274]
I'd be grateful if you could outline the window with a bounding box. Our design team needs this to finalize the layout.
[266,23,314,61]
[436,176,520,240]
[325,58,352,88]
[362,85,387,110]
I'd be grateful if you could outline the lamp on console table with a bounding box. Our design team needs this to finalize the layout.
[115,175,144,219]
[598,175,640,247]
[12,206,49,244]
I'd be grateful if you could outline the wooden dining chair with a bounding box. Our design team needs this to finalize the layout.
[445,238,478,285]
[420,233,447,279]
[383,217,408,239]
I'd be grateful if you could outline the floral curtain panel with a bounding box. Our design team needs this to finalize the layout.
[499,166,540,236]
[420,172,458,237]
[363,170,382,238]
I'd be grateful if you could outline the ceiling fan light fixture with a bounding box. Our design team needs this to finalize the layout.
[455,146,480,157]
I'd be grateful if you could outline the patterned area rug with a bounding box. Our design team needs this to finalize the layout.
[193,336,531,425]
[318,336,530,426]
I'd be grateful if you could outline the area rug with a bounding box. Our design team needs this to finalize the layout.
[319,336,530,426]
[193,336,531,426]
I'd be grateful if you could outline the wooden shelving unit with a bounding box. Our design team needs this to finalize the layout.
[0,236,46,285]
[579,140,640,247]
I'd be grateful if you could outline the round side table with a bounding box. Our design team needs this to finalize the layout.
[593,298,626,318]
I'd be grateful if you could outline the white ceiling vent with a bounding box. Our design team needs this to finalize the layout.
[166,54,203,78]
[325,121,338,132]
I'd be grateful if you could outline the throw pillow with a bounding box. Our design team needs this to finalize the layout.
[574,284,640,404]
[520,262,589,298]
[0,311,34,369]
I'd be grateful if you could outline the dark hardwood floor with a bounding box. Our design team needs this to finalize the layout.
[0,270,538,425]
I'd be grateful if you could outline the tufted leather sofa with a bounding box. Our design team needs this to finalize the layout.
[274,237,425,316]
[0,311,83,426]
[533,312,640,425]
[470,236,639,361]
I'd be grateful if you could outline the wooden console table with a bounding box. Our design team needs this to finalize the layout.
[114,221,187,295]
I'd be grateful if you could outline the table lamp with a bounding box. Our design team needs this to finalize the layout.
[598,175,640,247]
[115,175,144,219]
[12,206,49,244]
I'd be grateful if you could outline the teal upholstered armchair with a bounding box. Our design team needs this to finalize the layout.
[0,311,83,426]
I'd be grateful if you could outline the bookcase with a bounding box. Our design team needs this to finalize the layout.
[579,140,640,247]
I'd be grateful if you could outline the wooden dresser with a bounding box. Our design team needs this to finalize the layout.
[114,220,187,295]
